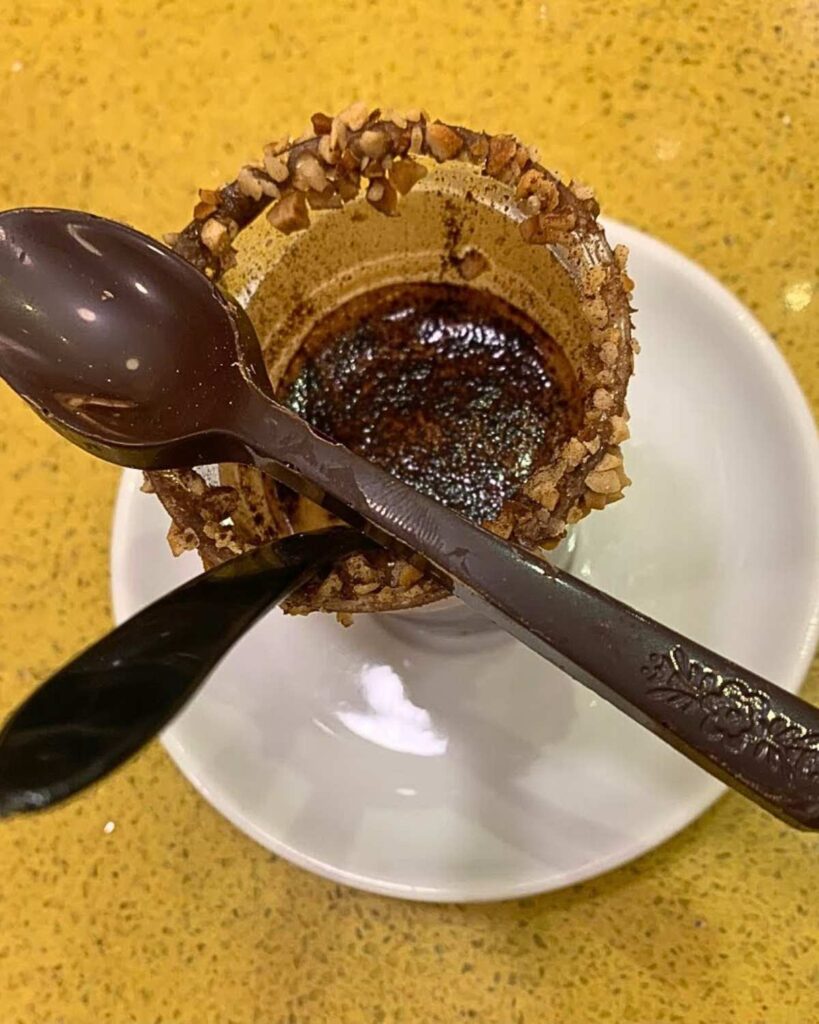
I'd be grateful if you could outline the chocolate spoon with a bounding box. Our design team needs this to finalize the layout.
[0,207,817,829]
[0,526,370,816]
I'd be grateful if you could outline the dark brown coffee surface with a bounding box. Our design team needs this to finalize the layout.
[279,282,577,523]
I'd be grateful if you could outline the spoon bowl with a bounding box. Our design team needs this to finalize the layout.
[0,208,268,466]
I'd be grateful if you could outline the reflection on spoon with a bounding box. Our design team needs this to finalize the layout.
[335,663,448,757]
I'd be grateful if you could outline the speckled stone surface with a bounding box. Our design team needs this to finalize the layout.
[0,1,817,1021]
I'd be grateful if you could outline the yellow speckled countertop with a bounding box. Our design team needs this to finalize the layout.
[1,1,817,1021]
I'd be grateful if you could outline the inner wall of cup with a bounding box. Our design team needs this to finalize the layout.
[223,163,593,396]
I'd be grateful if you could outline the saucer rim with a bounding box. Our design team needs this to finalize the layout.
[110,218,819,902]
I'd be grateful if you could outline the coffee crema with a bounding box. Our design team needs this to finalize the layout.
[278,282,579,524]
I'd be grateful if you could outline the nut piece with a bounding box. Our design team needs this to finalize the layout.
[167,523,199,556]
[563,437,588,469]
[584,490,609,510]
[200,218,230,253]
[358,129,388,158]
[338,100,370,132]
[359,154,388,178]
[334,150,361,200]
[609,415,630,444]
[329,116,349,155]
[193,191,220,221]
[571,180,595,202]
[353,581,380,596]
[425,122,463,162]
[486,135,516,176]
[585,467,622,495]
[526,480,560,511]
[600,341,618,366]
[391,561,424,589]
[523,460,567,506]
[346,553,379,585]
[263,148,290,183]
[193,200,217,220]
[311,111,333,135]
[409,124,424,155]
[515,169,559,213]
[293,152,327,193]
[366,178,398,215]
[485,509,514,539]
[383,107,408,129]
[237,166,264,201]
[266,191,310,235]
[595,452,624,473]
[389,156,428,194]
[486,135,527,185]
[468,134,490,163]
[317,134,337,165]
[202,521,244,554]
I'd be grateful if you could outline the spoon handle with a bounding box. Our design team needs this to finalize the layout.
[0,526,369,818]
[240,394,819,829]
[497,567,819,830]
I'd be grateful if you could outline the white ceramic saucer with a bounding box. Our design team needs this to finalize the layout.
[110,221,819,902]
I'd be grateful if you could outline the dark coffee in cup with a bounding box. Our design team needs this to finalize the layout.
[279,281,579,524]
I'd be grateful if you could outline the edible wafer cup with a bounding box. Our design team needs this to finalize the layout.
[146,105,636,617]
